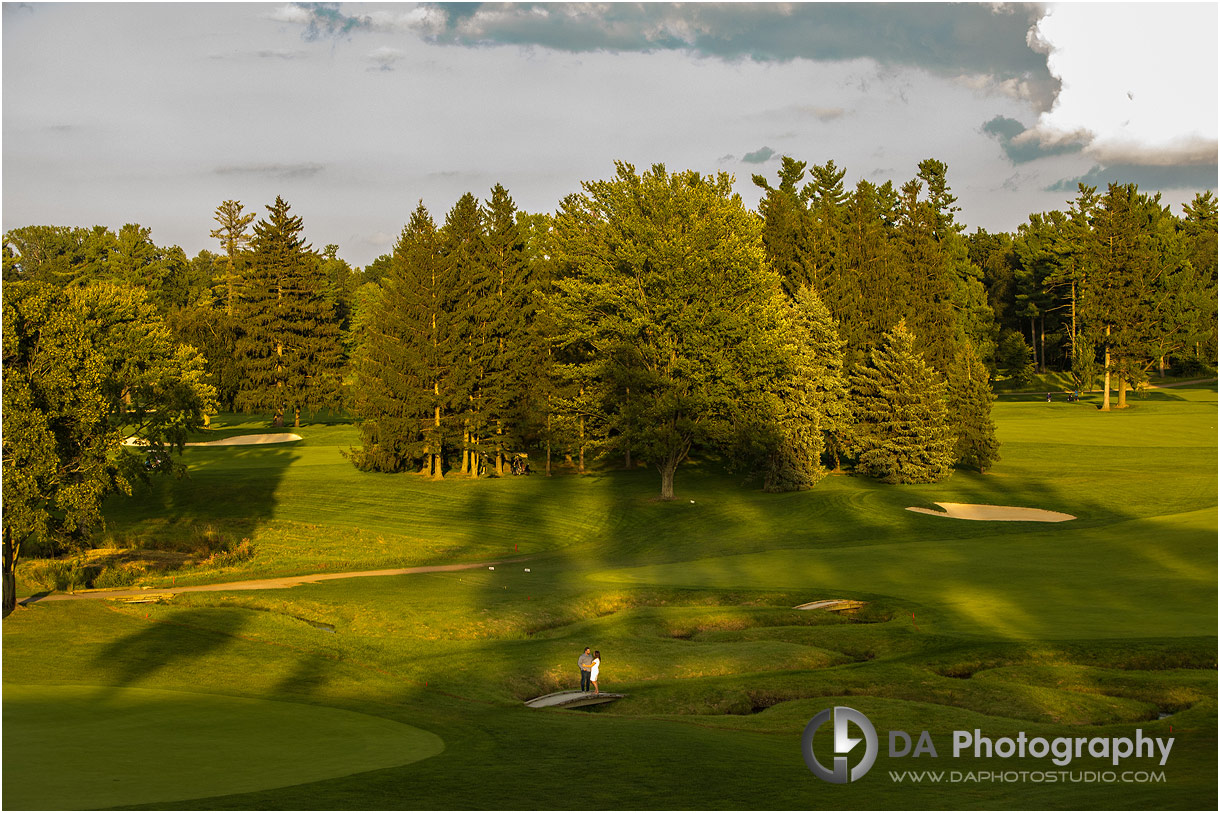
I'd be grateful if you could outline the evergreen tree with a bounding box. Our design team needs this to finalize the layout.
[441,192,495,476]
[837,179,903,368]
[849,322,955,483]
[759,286,849,491]
[349,203,458,479]
[947,343,1000,472]
[482,184,540,475]
[235,196,342,427]
[209,200,256,316]
[752,157,814,296]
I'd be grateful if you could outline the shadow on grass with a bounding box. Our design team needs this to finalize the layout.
[92,608,252,690]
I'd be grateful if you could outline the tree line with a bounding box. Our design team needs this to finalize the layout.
[3,158,1216,614]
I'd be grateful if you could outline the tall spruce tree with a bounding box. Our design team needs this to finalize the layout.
[442,192,494,476]
[209,200,255,315]
[849,322,955,483]
[752,157,814,296]
[235,196,342,427]
[350,203,456,476]
[482,184,539,475]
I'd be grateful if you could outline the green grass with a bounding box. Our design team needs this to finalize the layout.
[1,684,443,810]
[4,387,1216,809]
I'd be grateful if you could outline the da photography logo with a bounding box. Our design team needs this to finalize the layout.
[802,706,879,784]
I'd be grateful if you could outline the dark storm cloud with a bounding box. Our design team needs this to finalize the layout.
[982,115,1087,164]
[741,146,775,165]
[285,2,1059,108]
[214,163,326,180]
[1047,162,1218,193]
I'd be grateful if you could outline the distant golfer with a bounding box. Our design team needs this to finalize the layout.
[590,650,601,695]
[578,647,593,692]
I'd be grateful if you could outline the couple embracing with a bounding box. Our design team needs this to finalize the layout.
[577,647,601,695]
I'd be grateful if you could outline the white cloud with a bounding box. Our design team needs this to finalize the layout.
[1033,3,1218,159]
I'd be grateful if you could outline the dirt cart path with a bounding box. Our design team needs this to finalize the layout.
[19,559,522,605]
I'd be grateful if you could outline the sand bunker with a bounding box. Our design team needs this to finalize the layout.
[125,433,302,447]
[793,599,866,611]
[184,433,302,446]
[906,502,1075,522]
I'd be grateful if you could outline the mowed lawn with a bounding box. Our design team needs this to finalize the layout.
[3,386,1216,809]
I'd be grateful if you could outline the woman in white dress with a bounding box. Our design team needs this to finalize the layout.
[590,650,601,695]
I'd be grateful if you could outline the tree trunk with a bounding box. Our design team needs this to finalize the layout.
[2,527,17,619]
[659,460,677,501]
[578,416,586,474]
[1030,315,1038,371]
[495,423,504,477]
[294,406,300,428]
[432,403,444,479]
[1101,327,1112,412]
[1118,377,1128,409]
[625,447,631,469]
[1158,355,1166,377]
[1039,315,1046,374]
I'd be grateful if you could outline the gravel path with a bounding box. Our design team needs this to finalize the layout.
[18,560,516,605]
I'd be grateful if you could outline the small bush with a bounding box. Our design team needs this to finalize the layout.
[93,563,147,589]
[199,539,256,569]
[23,558,89,592]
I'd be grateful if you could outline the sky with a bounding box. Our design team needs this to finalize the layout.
[3,1,1217,267]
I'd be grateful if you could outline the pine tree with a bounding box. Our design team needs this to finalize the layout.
[351,202,441,476]
[350,203,457,478]
[209,200,255,316]
[752,157,814,296]
[849,322,955,483]
[235,196,342,427]
[441,192,494,476]
[838,179,903,368]
[482,184,539,475]
[760,286,848,491]
[947,343,1000,472]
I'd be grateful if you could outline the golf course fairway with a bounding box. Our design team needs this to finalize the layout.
[2,684,443,810]
[3,389,1215,809]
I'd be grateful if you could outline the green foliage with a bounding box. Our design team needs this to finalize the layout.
[549,162,795,499]
[757,286,849,491]
[947,343,1000,472]
[849,321,955,483]
[350,203,448,474]
[2,281,216,614]
[235,196,344,426]
[996,329,1036,385]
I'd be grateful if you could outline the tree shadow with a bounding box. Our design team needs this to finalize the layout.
[91,608,252,690]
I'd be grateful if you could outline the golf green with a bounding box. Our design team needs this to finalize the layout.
[2,684,444,810]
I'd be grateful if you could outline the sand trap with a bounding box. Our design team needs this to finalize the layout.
[906,502,1076,522]
[793,599,866,611]
[185,433,302,446]
[124,433,302,447]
